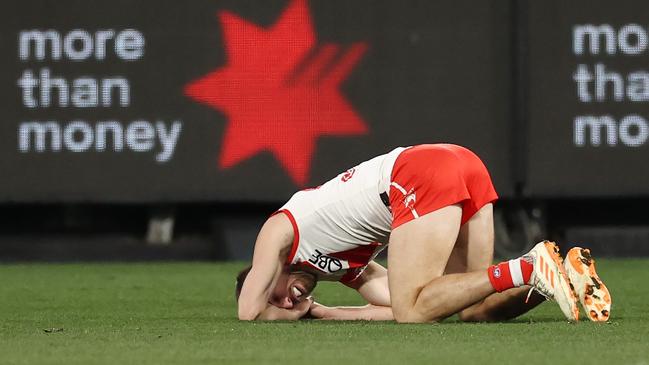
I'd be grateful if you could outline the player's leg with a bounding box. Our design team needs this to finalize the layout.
[387,144,559,323]
[445,203,546,322]
[386,145,500,323]
[387,204,499,323]
[444,144,579,321]
[445,202,495,276]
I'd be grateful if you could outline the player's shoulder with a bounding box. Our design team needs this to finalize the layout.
[256,211,295,253]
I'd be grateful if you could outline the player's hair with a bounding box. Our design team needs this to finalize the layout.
[235,265,252,301]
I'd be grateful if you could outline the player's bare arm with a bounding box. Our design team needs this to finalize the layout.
[237,213,312,320]
[309,261,394,321]
[348,261,391,306]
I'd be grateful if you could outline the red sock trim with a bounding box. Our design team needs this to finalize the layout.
[487,261,513,292]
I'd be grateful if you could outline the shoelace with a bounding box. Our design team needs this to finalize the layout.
[525,287,550,303]
[525,269,553,303]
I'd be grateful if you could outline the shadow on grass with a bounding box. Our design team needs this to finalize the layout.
[231,317,588,326]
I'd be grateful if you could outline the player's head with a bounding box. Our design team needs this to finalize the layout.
[235,265,318,309]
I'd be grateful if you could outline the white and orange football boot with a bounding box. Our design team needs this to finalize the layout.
[564,247,612,322]
[525,241,580,322]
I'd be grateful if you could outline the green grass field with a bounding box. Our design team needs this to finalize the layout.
[1,260,648,365]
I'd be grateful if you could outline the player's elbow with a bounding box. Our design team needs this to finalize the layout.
[238,313,254,321]
[237,307,259,321]
[238,314,256,321]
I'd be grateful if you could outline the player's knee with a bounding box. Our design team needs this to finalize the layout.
[392,302,442,323]
[391,285,450,323]
[392,306,410,323]
[393,310,426,323]
[392,300,417,323]
[394,311,441,323]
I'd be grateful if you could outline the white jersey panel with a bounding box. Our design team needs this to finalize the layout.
[280,147,406,276]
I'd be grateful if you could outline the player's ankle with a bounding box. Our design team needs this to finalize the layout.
[487,258,533,292]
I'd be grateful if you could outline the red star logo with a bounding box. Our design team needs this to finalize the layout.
[185,0,369,186]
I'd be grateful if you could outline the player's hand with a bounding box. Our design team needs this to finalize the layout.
[257,297,313,320]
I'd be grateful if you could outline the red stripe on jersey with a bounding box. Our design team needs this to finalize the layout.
[328,242,382,269]
[339,268,363,285]
[272,209,300,264]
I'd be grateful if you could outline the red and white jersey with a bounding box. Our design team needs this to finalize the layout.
[279,147,406,283]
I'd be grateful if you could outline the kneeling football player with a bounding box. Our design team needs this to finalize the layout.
[235,144,611,322]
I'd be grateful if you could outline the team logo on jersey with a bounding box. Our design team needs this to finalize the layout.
[404,188,416,209]
[493,267,502,278]
[341,168,356,182]
[308,249,343,273]
[184,0,369,186]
